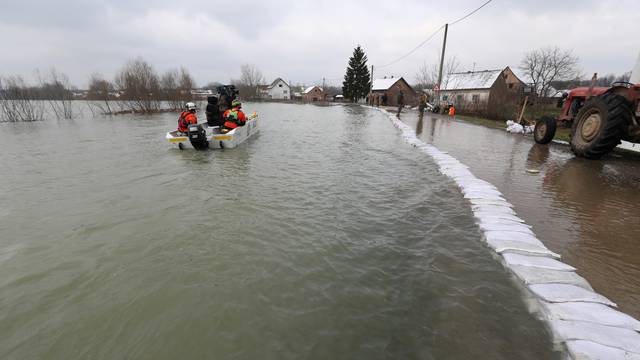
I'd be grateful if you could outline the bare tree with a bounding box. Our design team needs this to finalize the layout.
[520,46,580,97]
[234,64,264,99]
[161,69,180,110]
[38,68,74,119]
[0,75,45,122]
[87,72,115,114]
[114,57,161,113]
[414,55,460,91]
[160,67,195,110]
[177,67,195,104]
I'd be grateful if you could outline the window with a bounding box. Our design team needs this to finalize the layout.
[472,94,479,101]
[456,95,463,101]
[442,95,448,101]
[283,90,288,94]
[508,83,514,89]
[279,84,283,87]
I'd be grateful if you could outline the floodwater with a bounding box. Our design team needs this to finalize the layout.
[0,103,560,359]
[405,109,640,319]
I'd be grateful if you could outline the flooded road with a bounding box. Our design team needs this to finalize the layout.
[406,110,640,319]
[0,103,560,359]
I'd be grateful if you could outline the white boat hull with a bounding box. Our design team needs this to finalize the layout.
[165,116,259,149]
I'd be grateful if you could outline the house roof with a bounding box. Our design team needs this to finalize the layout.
[303,86,322,94]
[372,78,402,91]
[442,70,502,91]
[268,78,288,89]
[510,68,532,85]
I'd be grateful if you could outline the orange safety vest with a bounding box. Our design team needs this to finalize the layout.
[448,106,456,116]
[178,111,197,132]
[223,108,247,129]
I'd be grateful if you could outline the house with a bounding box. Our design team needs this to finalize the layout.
[302,86,325,102]
[370,77,416,106]
[438,67,524,117]
[259,78,291,100]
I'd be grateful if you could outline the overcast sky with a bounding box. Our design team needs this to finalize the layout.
[1,0,638,88]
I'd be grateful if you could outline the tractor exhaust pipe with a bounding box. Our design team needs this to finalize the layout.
[631,50,640,84]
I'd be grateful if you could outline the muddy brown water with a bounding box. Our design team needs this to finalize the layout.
[407,109,640,319]
[0,103,562,359]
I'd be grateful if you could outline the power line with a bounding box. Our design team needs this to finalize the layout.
[449,0,493,26]
[374,0,493,69]
[376,25,445,69]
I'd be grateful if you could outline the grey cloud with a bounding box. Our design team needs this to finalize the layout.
[0,0,637,88]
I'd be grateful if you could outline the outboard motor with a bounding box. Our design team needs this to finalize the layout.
[187,124,209,150]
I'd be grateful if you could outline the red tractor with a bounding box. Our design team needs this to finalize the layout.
[533,55,640,159]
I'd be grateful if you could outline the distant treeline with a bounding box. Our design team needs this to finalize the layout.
[0,57,197,122]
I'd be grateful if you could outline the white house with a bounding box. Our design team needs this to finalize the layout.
[260,78,291,100]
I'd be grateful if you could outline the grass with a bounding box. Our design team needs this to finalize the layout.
[453,114,572,142]
[438,109,640,158]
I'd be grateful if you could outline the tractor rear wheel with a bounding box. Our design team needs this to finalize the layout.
[534,116,557,144]
[570,93,631,159]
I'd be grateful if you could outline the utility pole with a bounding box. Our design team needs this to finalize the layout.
[371,65,374,87]
[436,23,449,105]
[322,77,326,101]
[370,65,374,104]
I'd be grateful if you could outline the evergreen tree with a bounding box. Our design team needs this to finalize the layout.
[342,45,371,102]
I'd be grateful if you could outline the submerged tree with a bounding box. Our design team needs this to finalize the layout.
[114,57,161,113]
[0,75,45,122]
[38,68,75,120]
[87,72,115,114]
[342,45,371,102]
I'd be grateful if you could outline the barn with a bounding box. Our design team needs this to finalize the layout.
[370,77,416,106]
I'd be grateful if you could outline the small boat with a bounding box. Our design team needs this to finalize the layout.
[166,112,258,150]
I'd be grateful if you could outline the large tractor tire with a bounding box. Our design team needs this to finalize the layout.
[570,93,631,159]
[533,116,557,144]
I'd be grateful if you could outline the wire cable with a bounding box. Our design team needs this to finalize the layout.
[376,25,445,69]
[449,0,493,26]
[374,0,493,68]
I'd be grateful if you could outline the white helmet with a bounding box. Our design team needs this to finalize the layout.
[185,102,197,111]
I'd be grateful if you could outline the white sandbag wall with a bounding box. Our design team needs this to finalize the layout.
[376,108,640,360]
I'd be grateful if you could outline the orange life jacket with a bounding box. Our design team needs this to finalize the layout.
[222,108,247,130]
[178,111,197,132]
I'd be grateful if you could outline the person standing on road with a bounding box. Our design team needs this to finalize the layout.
[448,104,456,117]
[418,92,428,115]
[396,90,404,117]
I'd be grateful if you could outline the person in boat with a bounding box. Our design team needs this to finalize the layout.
[222,100,247,133]
[177,102,198,134]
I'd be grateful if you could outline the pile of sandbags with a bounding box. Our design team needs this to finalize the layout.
[506,120,534,134]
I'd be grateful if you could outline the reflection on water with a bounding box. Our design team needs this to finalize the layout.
[0,103,559,359]
[542,157,640,310]
[526,144,550,169]
[405,111,640,319]
[416,113,424,136]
